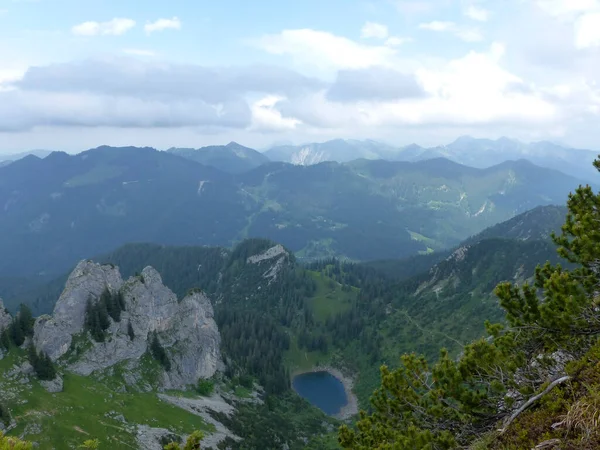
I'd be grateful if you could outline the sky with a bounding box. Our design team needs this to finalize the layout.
[1,0,600,153]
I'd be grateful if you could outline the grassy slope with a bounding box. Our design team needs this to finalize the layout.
[285,271,356,372]
[0,351,213,448]
[306,271,355,322]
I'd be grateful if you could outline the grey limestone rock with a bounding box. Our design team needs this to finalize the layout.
[158,393,240,448]
[136,425,180,450]
[246,244,286,264]
[246,244,289,282]
[0,299,12,332]
[19,361,34,375]
[33,260,123,360]
[34,263,221,389]
[40,375,63,393]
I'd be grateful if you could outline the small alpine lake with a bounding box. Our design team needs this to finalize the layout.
[292,371,348,416]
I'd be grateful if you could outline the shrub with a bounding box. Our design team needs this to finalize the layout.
[196,379,214,396]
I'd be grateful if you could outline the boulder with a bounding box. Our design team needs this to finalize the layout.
[40,375,63,393]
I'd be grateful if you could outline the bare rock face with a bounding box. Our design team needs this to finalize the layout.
[33,260,123,360]
[0,299,12,332]
[162,291,221,388]
[246,244,289,282]
[34,263,221,389]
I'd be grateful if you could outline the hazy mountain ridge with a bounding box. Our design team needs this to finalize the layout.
[264,136,599,183]
[264,139,398,165]
[0,145,587,277]
[167,142,269,174]
[0,149,53,165]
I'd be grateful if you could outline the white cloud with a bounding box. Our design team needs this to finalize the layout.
[419,20,455,31]
[250,95,301,131]
[0,68,25,92]
[276,42,558,133]
[144,17,181,34]
[455,28,484,42]
[385,36,412,47]
[360,22,389,39]
[122,49,156,57]
[464,5,490,22]
[535,0,600,49]
[392,0,435,15]
[535,0,599,18]
[419,21,484,42]
[253,29,398,70]
[575,12,600,48]
[387,43,555,126]
[72,18,136,36]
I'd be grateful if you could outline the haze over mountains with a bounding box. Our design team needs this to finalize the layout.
[0,142,588,278]
[264,136,600,183]
[0,136,597,448]
[4,136,597,182]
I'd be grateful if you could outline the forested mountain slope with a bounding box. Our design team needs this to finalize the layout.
[339,160,600,450]
[0,145,586,278]
[0,202,577,448]
[167,142,269,174]
[4,205,569,404]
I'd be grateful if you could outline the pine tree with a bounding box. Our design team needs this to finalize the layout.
[0,401,10,426]
[96,298,110,331]
[149,332,171,371]
[18,304,34,337]
[339,159,600,449]
[0,329,10,350]
[164,431,203,450]
[84,295,112,342]
[27,343,38,368]
[10,320,25,346]
[127,321,135,340]
[27,344,56,381]
[84,298,94,330]
[116,291,126,311]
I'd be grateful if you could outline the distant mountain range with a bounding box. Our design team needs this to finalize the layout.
[264,136,600,183]
[167,142,269,174]
[264,139,399,166]
[0,149,53,166]
[4,136,597,182]
[0,145,588,277]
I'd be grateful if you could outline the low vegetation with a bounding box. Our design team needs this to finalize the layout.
[84,288,126,342]
[0,431,204,450]
[339,160,600,448]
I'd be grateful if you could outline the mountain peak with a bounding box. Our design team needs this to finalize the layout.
[451,135,476,144]
[33,260,221,388]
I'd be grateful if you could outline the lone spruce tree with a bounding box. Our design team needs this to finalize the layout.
[340,158,600,449]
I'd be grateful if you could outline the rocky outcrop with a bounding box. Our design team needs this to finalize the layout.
[246,244,286,264]
[247,244,289,282]
[33,260,123,360]
[40,375,63,393]
[0,299,12,332]
[34,262,221,389]
[158,393,240,448]
[136,425,181,450]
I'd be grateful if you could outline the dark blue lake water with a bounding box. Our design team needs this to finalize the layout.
[292,371,348,416]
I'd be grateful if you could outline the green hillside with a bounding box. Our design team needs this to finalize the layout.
[0,203,578,448]
[0,146,586,278]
